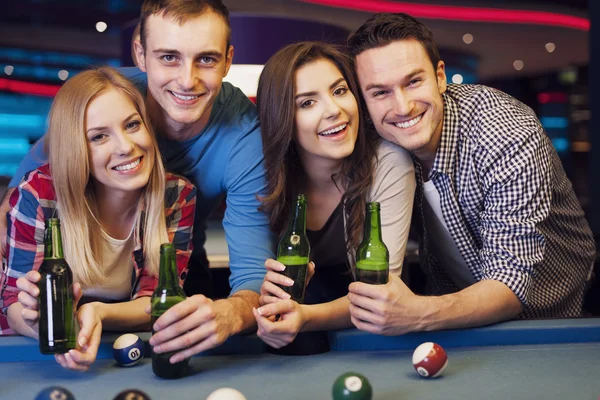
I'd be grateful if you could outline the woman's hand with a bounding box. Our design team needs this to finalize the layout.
[259,259,315,306]
[15,271,42,335]
[253,299,306,348]
[55,298,103,372]
[16,271,103,371]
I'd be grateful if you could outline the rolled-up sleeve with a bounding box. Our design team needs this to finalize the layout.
[222,122,275,294]
[478,122,551,305]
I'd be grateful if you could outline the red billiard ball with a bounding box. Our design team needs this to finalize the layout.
[412,342,448,378]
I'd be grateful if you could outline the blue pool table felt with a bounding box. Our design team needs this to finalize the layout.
[0,318,599,400]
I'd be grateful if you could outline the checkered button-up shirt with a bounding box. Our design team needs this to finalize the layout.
[0,164,196,335]
[414,84,595,318]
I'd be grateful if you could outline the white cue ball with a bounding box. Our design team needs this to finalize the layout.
[206,388,248,400]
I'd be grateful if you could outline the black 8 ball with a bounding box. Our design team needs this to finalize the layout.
[112,389,152,400]
[34,386,76,400]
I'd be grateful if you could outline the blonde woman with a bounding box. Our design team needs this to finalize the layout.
[0,67,196,371]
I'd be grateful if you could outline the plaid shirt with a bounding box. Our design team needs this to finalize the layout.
[0,164,196,335]
[414,84,595,318]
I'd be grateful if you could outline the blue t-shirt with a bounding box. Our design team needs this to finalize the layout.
[9,67,275,294]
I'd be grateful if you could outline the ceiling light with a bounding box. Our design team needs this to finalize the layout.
[513,60,524,71]
[58,70,69,81]
[559,66,578,84]
[451,74,464,84]
[545,42,556,53]
[96,22,108,33]
[462,33,474,44]
[4,65,14,76]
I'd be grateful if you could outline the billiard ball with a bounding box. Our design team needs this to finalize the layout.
[112,333,145,367]
[412,342,448,378]
[112,389,152,400]
[331,372,373,400]
[35,386,76,400]
[206,388,247,400]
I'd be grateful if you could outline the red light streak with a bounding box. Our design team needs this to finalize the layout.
[0,78,61,97]
[298,0,589,31]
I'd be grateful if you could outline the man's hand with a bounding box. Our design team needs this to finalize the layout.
[253,300,306,348]
[148,295,235,364]
[349,274,523,335]
[348,273,425,335]
[0,188,14,259]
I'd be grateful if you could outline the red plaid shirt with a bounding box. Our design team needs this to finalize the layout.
[0,164,196,335]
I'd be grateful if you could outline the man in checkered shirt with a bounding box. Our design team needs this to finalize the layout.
[346,12,595,335]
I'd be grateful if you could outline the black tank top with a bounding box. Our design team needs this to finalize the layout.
[305,202,354,305]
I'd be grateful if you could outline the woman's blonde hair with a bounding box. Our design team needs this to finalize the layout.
[47,67,168,288]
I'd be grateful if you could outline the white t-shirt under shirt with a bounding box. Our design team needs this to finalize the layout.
[83,225,135,301]
[421,179,476,289]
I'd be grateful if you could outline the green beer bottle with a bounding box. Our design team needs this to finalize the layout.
[276,194,310,303]
[356,202,389,284]
[38,218,76,354]
[151,243,189,379]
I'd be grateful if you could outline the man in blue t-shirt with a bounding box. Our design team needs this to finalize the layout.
[0,0,275,363]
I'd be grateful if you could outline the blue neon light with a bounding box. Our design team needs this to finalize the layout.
[0,114,46,129]
[551,137,570,153]
[0,47,120,68]
[0,138,30,154]
[540,116,569,129]
[0,164,19,177]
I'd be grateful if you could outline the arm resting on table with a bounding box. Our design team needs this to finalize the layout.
[419,279,522,331]
[301,296,352,332]
[216,290,260,335]
[94,297,151,332]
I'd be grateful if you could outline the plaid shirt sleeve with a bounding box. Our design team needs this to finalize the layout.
[419,85,594,317]
[1,168,53,323]
[477,111,552,304]
[133,173,196,298]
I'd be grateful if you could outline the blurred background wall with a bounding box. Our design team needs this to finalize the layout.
[0,0,590,204]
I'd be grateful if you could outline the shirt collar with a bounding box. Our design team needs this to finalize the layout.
[431,90,460,178]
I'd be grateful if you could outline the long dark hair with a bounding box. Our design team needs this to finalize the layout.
[256,41,378,254]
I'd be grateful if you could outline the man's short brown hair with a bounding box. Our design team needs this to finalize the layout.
[347,12,440,70]
[139,0,231,51]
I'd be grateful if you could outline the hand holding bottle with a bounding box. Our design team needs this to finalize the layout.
[16,269,98,371]
[16,272,83,332]
[15,271,82,341]
[54,288,103,372]
[15,270,42,333]
[259,259,315,306]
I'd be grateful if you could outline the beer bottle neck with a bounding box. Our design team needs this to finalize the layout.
[363,207,383,244]
[288,197,307,235]
[158,247,179,289]
[44,221,64,259]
